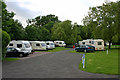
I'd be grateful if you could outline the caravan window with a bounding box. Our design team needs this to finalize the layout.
[51,43,54,45]
[91,41,94,44]
[41,43,46,46]
[46,43,49,45]
[89,41,91,43]
[98,42,102,45]
[36,44,40,46]
[82,42,85,44]
[17,44,22,48]
[9,43,13,46]
[59,42,62,44]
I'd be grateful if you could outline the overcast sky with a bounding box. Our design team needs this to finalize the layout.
[4,0,117,27]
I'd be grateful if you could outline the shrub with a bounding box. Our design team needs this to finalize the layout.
[1,30,11,58]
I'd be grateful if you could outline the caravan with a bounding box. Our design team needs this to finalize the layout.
[91,39,105,50]
[7,40,32,57]
[79,39,92,45]
[45,41,55,50]
[29,41,47,51]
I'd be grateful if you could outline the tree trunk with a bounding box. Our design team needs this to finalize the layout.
[108,40,112,49]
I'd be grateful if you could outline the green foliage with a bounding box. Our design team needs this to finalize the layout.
[25,25,51,41]
[41,27,50,41]
[26,14,60,26]
[51,20,82,44]
[83,1,119,48]
[25,25,42,41]
[2,1,25,40]
[25,14,61,41]
[2,30,11,58]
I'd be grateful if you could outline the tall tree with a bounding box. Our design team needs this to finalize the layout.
[83,1,119,48]
[2,1,25,40]
[51,20,81,44]
[26,14,60,26]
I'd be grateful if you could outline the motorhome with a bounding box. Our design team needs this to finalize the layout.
[29,41,47,51]
[7,40,32,57]
[79,39,105,50]
[54,41,66,47]
[45,41,55,50]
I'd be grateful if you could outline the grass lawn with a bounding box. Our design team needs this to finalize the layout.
[2,58,19,61]
[106,45,120,49]
[36,47,70,52]
[79,48,119,75]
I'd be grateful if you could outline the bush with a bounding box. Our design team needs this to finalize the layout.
[2,30,11,58]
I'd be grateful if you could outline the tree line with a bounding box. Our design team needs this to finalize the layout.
[1,1,120,57]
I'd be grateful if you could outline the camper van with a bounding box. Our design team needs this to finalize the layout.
[29,41,47,51]
[7,40,32,57]
[54,41,66,47]
[45,41,55,49]
[79,39,105,50]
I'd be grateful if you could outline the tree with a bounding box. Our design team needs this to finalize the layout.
[51,20,80,44]
[26,14,60,26]
[83,1,119,48]
[25,25,42,41]
[1,30,11,58]
[40,27,50,41]
[2,1,25,40]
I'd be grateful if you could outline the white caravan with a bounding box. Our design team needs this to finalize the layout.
[45,41,55,49]
[79,39,105,50]
[29,41,47,51]
[79,39,92,45]
[7,40,32,56]
[91,39,105,50]
[54,41,66,47]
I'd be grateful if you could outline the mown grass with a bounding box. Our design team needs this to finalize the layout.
[79,48,119,75]
[36,47,70,52]
[105,45,120,49]
[69,45,119,75]
[2,58,19,61]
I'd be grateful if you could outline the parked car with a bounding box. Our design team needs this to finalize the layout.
[75,45,95,52]
[6,48,29,57]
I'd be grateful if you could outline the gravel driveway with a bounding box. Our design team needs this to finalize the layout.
[2,49,118,78]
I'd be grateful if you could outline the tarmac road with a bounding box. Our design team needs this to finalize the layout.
[2,49,118,78]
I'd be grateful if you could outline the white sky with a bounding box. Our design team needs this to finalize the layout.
[4,0,118,27]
